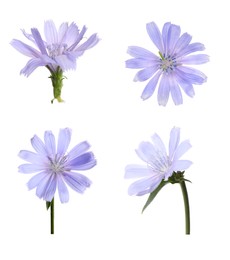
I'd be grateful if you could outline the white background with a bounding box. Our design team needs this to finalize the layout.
[0,0,229,258]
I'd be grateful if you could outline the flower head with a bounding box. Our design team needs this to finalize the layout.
[126,22,209,106]
[124,127,192,196]
[18,128,97,203]
[11,20,99,76]
[11,20,99,102]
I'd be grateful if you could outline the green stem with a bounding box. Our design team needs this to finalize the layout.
[180,181,190,235]
[50,198,54,234]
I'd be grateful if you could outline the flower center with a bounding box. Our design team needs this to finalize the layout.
[49,155,67,174]
[159,52,177,74]
[147,156,170,176]
[46,43,68,58]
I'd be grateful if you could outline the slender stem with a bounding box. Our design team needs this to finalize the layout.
[50,198,54,234]
[180,181,190,235]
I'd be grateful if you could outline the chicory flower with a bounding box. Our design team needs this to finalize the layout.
[11,20,99,103]
[126,21,209,106]
[18,128,96,203]
[125,127,192,234]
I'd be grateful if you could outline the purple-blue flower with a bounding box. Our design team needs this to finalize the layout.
[124,127,192,196]
[18,128,96,203]
[11,20,99,102]
[11,20,99,76]
[126,22,209,106]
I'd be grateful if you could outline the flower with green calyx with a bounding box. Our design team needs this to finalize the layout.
[124,127,192,234]
[11,20,99,103]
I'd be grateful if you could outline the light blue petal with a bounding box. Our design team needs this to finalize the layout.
[136,176,164,196]
[18,164,44,174]
[11,39,40,58]
[60,22,79,47]
[44,20,58,44]
[167,24,181,54]
[63,172,91,193]
[57,22,69,44]
[31,28,48,55]
[136,137,168,171]
[146,22,164,53]
[63,22,79,46]
[44,130,56,158]
[21,29,36,44]
[68,152,96,170]
[150,133,168,163]
[27,171,47,190]
[162,22,171,55]
[178,42,205,57]
[173,33,192,55]
[54,54,76,71]
[68,25,87,51]
[174,73,195,97]
[36,174,52,199]
[180,54,209,64]
[128,174,163,196]
[76,33,99,51]
[57,128,72,157]
[20,58,48,77]
[126,58,159,69]
[174,140,192,160]
[43,174,57,202]
[125,165,153,179]
[57,176,69,203]
[176,66,207,85]
[128,177,152,196]
[169,76,183,105]
[135,141,156,163]
[157,74,170,106]
[18,150,47,165]
[134,66,158,82]
[141,70,161,100]
[67,141,91,161]
[164,167,174,180]
[31,134,47,156]
[127,46,158,60]
[168,127,180,161]
[35,174,57,202]
[172,160,193,171]
[71,159,96,170]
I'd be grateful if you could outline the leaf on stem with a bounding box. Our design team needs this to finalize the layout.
[142,180,168,213]
[46,201,51,210]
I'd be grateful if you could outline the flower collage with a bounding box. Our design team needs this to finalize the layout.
[11,18,208,235]
[3,0,230,258]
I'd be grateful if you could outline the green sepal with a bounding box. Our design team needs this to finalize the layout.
[168,171,191,184]
[46,66,66,103]
[183,178,192,184]
[142,180,169,213]
[46,201,51,210]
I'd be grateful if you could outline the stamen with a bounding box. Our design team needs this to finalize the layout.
[159,53,177,73]
[49,155,67,174]
[47,43,68,58]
